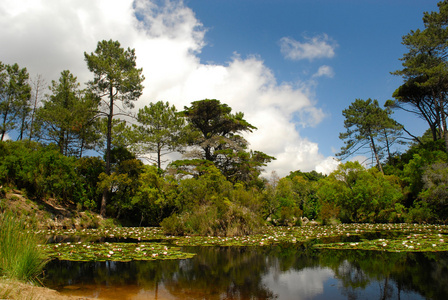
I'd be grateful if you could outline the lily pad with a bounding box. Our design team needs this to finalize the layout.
[43,241,195,261]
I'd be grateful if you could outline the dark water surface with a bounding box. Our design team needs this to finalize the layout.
[43,244,448,299]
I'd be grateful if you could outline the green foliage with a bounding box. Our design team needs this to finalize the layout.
[262,173,319,225]
[0,62,31,141]
[75,156,105,210]
[0,140,102,210]
[132,101,188,169]
[131,165,178,226]
[0,212,48,282]
[418,162,448,222]
[174,165,233,211]
[85,39,145,217]
[180,99,274,184]
[161,165,264,236]
[34,70,99,157]
[286,169,326,181]
[404,200,435,223]
[337,99,401,173]
[317,161,404,223]
[98,147,144,220]
[392,1,448,151]
[161,202,263,237]
[401,147,448,203]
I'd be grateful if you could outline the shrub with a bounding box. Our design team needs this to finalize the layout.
[404,201,434,223]
[161,203,264,237]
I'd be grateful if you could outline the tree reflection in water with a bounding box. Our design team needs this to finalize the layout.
[44,243,448,299]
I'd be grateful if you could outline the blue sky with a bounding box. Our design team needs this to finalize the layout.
[0,0,439,176]
[186,0,436,154]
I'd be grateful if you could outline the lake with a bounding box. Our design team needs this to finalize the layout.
[43,243,448,299]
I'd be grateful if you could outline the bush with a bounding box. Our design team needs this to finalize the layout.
[161,202,264,237]
[404,201,434,223]
[0,212,48,283]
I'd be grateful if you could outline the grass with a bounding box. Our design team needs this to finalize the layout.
[0,212,49,283]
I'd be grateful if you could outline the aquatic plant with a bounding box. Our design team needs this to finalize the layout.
[40,223,448,264]
[43,241,195,262]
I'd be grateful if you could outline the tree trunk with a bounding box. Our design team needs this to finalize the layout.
[29,75,43,142]
[383,129,392,164]
[439,92,448,153]
[1,102,10,141]
[370,135,383,174]
[157,142,161,170]
[100,86,114,218]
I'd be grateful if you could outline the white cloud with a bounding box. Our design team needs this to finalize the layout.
[313,65,334,78]
[350,155,370,168]
[315,157,340,175]
[280,34,337,61]
[2,133,10,141]
[0,0,335,177]
[262,267,334,299]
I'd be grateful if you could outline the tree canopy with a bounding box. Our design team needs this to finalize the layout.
[179,99,273,185]
[337,99,400,173]
[392,0,448,152]
[0,63,31,141]
[132,101,187,169]
[34,70,99,157]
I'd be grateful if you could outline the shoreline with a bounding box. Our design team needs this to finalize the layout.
[0,278,96,300]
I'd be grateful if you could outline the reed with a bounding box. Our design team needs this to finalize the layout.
[0,212,48,283]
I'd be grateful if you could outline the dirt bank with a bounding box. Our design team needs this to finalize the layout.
[0,278,100,300]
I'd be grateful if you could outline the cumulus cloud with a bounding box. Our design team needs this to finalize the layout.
[0,0,337,177]
[280,34,337,61]
[315,156,340,175]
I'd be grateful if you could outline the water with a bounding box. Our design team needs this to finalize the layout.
[44,244,448,299]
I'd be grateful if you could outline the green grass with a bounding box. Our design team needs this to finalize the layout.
[0,212,49,283]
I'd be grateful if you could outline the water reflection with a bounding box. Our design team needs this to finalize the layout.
[44,244,448,299]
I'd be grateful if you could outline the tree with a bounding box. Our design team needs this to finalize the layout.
[35,70,99,157]
[132,101,187,169]
[392,1,448,152]
[182,99,255,160]
[0,63,31,141]
[420,162,448,221]
[317,161,404,223]
[28,74,47,142]
[337,99,400,173]
[97,146,144,220]
[390,77,440,143]
[379,105,405,164]
[84,39,145,217]
[180,99,273,184]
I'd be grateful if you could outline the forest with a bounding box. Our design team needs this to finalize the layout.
[1,1,448,238]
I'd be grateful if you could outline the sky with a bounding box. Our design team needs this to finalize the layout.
[0,0,439,177]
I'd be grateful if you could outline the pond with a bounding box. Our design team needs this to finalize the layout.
[43,243,448,299]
